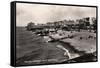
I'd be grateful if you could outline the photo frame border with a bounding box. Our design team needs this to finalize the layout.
[10,1,98,67]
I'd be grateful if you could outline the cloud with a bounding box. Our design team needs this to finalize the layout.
[16,3,96,26]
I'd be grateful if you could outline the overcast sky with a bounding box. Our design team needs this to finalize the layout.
[16,3,96,26]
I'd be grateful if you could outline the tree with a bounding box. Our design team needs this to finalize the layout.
[92,18,97,33]
[26,22,35,31]
[84,17,90,26]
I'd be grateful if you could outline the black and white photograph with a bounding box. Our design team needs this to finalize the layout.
[13,1,97,66]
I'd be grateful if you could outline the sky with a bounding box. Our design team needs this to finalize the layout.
[16,3,96,26]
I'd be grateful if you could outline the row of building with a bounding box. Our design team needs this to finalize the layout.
[46,17,96,26]
[26,17,97,31]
